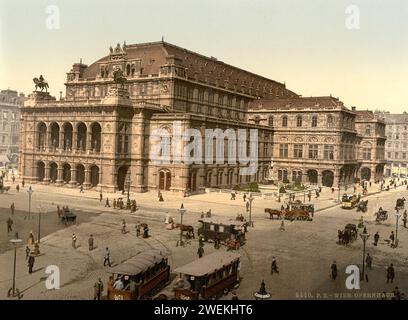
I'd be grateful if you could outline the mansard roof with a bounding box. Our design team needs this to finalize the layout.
[248,96,347,111]
[79,41,298,97]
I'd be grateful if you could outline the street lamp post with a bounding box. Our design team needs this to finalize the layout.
[360,227,370,282]
[338,184,341,203]
[7,238,23,299]
[395,212,401,247]
[248,195,254,227]
[37,206,42,243]
[177,204,186,247]
[27,186,33,220]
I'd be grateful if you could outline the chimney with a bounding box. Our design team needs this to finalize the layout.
[351,106,356,111]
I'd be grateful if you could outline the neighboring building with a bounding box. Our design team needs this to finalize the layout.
[19,41,297,193]
[248,98,386,187]
[248,96,359,187]
[376,111,408,178]
[0,89,25,166]
[354,110,386,182]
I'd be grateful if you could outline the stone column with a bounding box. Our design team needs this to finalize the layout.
[73,130,78,151]
[56,167,64,186]
[69,168,77,187]
[44,163,50,184]
[59,127,64,152]
[83,169,91,189]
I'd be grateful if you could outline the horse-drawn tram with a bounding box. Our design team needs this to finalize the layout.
[198,217,246,245]
[107,249,170,300]
[174,251,241,300]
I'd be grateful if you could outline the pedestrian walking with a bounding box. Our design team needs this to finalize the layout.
[243,193,247,202]
[12,175,15,184]
[366,253,373,270]
[246,201,250,212]
[135,222,141,237]
[374,231,380,246]
[389,231,395,247]
[79,185,84,193]
[271,257,279,274]
[331,261,338,280]
[27,231,35,245]
[28,254,35,274]
[72,233,77,249]
[331,187,334,194]
[10,202,15,215]
[387,264,395,283]
[6,217,13,233]
[197,246,204,258]
[88,234,94,251]
[16,184,20,192]
[279,220,285,231]
[403,217,407,228]
[94,278,104,300]
[99,192,103,202]
[121,220,126,234]
[25,246,30,260]
[307,192,311,202]
[104,247,111,267]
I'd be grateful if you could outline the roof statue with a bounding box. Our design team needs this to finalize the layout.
[112,67,127,88]
[33,75,49,92]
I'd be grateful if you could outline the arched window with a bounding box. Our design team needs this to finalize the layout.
[296,115,302,127]
[268,116,273,127]
[327,115,333,128]
[365,125,371,135]
[311,115,318,127]
[282,115,288,127]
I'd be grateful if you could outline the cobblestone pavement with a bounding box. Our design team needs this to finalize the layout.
[0,179,407,300]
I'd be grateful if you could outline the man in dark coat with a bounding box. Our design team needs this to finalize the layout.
[28,254,35,274]
[331,261,338,280]
[10,202,15,215]
[197,246,204,258]
[387,264,395,283]
[99,192,103,202]
[94,278,104,300]
[373,232,380,246]
[271,257,279,274]
[6,217,13,233]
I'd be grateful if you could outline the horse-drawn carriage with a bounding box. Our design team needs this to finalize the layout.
[0,178,10,194]
[198,217,246,246]
[356,200,368,213]
[375,209,388,223]
[107,249,170,300]
[341,194,360,209]
[174,251,241,300]
[396,197,406,210]
[265,207,312,221]
[58,206,77,225]
[338,224,358,245]
[290,202,314,216]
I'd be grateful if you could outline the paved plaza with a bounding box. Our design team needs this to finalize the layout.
[0,179,407,300]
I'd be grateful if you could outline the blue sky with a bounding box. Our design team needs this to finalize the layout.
[1,0,408,112]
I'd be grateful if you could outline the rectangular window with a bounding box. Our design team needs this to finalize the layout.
[263,143,269,157]
[395,152,399,159]
[388,152,391,158]
[403,153,407,160]
[293,144,303,158]
[324,145,334,160]
[3,112,7,119]
[363,148,371,160]
[308,144,318,159]
[279,144,288,158]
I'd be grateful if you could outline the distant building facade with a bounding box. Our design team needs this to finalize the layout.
[376,111,408,178]
[19,41,297,193]
[0,89,25,166]
[248,99,386,187]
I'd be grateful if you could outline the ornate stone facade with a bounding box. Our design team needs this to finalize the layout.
[0,89,26,165]
[19,41,293,193]
[248,98,386,187]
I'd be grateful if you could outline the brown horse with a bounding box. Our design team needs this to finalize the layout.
[176,224,195,239]
[265,208,282,220]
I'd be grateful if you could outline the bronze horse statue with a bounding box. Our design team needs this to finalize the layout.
[33,76,49,92]
[113,68,127,88]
